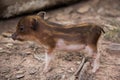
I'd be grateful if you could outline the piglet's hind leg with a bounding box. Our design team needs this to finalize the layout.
[92,53,100,73]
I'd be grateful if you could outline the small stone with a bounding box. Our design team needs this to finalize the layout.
[29,68,37,75]
[16,74,24,79]
[77,5,90,13]
[15,70,25,79]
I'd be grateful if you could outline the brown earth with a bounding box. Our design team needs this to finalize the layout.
[0,0,120,80]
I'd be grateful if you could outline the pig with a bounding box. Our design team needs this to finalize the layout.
[12,12,105,73]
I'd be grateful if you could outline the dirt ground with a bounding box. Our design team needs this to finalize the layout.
[0,0,120,80]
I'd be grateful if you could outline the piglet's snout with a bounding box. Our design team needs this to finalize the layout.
[12,33,17,40]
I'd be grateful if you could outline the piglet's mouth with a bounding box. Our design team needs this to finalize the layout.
[12,33,24,41]
[16,38,24,41]
[12,37,24,41]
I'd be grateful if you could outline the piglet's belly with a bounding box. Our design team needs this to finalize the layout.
[55,39,86,51]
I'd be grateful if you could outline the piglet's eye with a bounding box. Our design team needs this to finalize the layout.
[19,26,24,31]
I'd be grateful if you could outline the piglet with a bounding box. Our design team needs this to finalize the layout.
[12,12,104,73]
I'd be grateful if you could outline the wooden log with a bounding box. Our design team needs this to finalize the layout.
[0,0,85,18]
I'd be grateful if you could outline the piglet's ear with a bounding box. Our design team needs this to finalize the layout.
[37,11,46,19]
[31,19,39,31]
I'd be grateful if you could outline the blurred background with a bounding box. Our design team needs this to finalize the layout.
[0,0,120,80]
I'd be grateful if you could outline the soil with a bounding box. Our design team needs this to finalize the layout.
[0,0,120,80]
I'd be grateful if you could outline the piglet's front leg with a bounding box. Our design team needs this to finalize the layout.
[43,49,55,73]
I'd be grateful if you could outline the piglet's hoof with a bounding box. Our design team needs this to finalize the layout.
[91,67,99,73]
[91,63,100,73]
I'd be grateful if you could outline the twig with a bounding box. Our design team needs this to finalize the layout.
[74,57,86,76]
[78,62,90,80]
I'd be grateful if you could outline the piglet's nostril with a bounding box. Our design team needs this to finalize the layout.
[12,33,17,40]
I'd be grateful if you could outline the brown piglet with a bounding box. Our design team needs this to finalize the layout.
[12,12,104,73]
